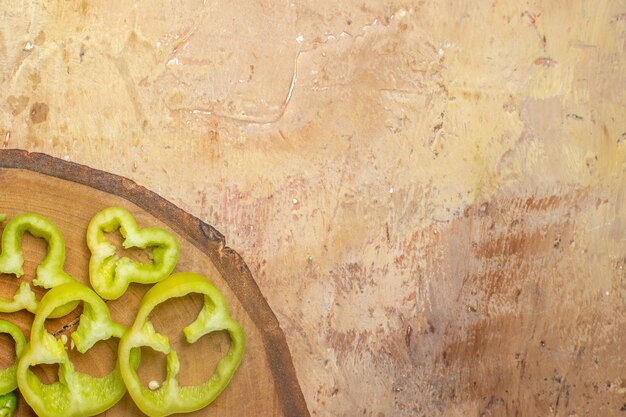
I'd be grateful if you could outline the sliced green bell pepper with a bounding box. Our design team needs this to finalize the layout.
[0,213,76,316]
[119,272,245,417]
[86,207,180,300]
[16,281,136,417]
[0,320,26,396]
[0,391,17,417]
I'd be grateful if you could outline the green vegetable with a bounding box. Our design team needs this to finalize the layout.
[0,391,17,417]
[0,208,244,415]
[119,272,245,417]
[0,320,26,396]
[16,281,137,417]
[0,214,76,316]
[86,207,180,300]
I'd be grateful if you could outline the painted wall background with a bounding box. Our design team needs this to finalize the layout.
[1,1,625,415]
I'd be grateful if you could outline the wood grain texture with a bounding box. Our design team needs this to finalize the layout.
[0,150,309,417]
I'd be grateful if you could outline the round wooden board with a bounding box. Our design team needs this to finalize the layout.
[0,150,309,417]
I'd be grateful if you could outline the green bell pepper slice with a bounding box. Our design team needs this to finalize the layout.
[16,281,136,417]
[0,320,26,396]
[119,272,245,417]
[0,213,76,316]
[86,207,180,300]
[0,391,17,417]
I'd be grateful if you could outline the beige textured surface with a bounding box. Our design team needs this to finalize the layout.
[1,1,625,416]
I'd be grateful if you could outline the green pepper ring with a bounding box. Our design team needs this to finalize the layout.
[119,272,245,417]
[0,214,78,317]
[0,320,26,395]
[86,207,180,300]
[16,281,137,417]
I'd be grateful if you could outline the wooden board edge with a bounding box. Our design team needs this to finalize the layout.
[0,149,310,417]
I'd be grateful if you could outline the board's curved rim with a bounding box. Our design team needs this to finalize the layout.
[0,149,310,417]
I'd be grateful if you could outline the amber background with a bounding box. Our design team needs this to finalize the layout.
[1,1,625,416]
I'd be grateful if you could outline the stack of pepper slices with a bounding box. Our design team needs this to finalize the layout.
[0,207,245,417]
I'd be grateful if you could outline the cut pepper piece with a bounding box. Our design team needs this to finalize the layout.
[86,207,180,300]
[119,272,245,417]
[0,391,16,417]
[0,213,77,316]
[16,281,136,417]
[0,320,26,395]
